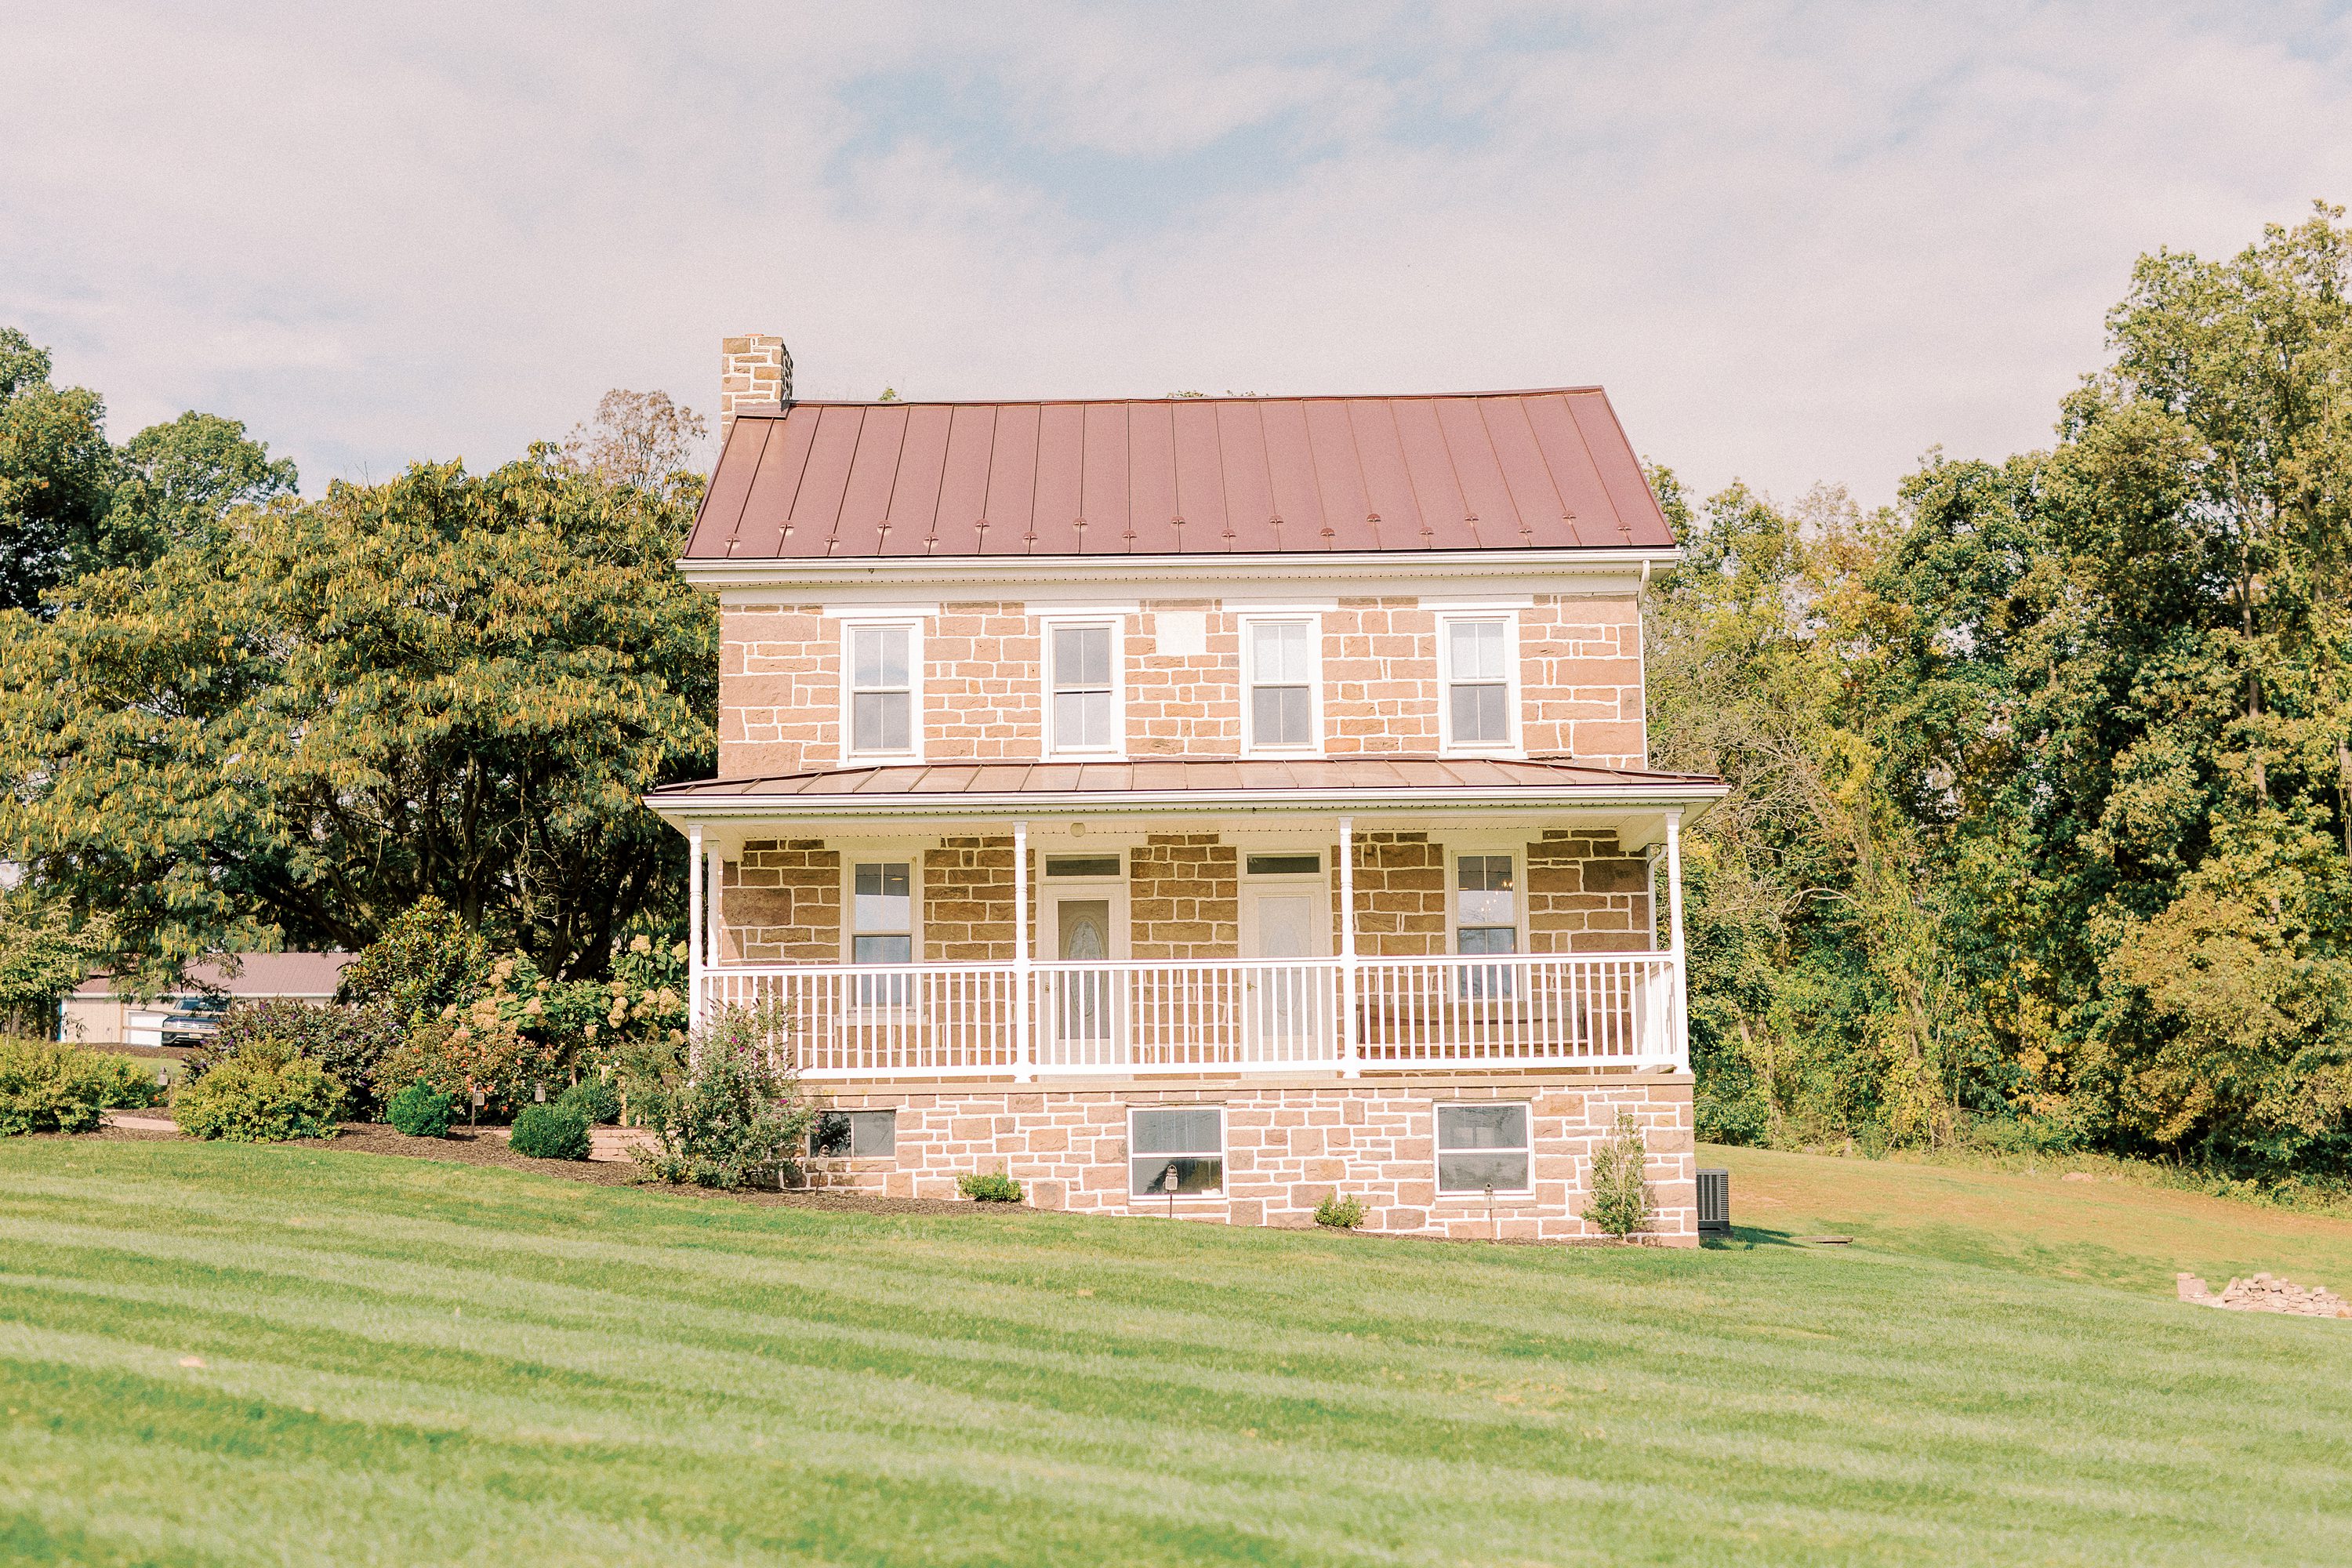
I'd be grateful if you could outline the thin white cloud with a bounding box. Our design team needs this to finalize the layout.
[3,2,2349,508]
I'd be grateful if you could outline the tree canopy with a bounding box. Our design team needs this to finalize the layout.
[1661,205,2352,1179]
[0,447,716,989]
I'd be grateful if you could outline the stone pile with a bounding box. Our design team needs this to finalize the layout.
[2176,1272,2352,1319]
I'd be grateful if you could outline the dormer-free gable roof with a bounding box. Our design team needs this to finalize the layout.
[686,389,1675,560]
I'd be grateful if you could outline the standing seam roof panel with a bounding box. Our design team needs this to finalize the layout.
[1170,399,1228,553]
[690,417,768,556]
[1301,399,1378,550]
[1032,403,1085,554]
[833,403,909,556]
[1434,397,1522,550]
[1215,401,1276,553]
[1479,395,1573,548]
[1521,394,1617,549]
[879,403,953,554]
[786,406,863,549]
[1256,398,1330,549]
[1127,401,1180,554]
[732,411,818,558]
[982,403,1041,554]
[936,404,996,554]
[1568,392,1668,543]
[1350,400,1428,546]
[1080,403,1131,554]
[1390,398,1475,549]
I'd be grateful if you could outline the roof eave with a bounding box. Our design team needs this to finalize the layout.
[644,781,1729,822]
[675,544,1682,590]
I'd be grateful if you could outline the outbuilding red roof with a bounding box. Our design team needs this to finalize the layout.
[687,390,1674,560]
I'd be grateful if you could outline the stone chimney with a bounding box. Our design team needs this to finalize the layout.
[720,333,792,439]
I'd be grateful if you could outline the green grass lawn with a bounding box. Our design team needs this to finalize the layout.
[4,1140,2350,1566]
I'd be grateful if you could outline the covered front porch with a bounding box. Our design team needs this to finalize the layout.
[646,758,1722,1083]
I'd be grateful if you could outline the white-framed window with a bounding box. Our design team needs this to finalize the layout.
[1129,1105,1224,1196]
[1240,615,1320,753]
[1436,612,1519,754]
[1436,1102,1531,1193]
[1042,616,1123,757]
[848,859,915,964]
[841,619,921,760]
[1452,849,1520,999]
[811,1109,897,1159]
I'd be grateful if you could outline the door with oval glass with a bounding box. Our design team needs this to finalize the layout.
[1243,862,1328,1061]
[1040,853,1126,1067]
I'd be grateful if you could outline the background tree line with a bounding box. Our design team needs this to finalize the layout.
[1655,205,2352,1183]
[1,343,716,1003]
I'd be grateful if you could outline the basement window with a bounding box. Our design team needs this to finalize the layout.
[811,1109,897,1159]
[1130,1106,1224,1197]
[1436,1103,1530,1193]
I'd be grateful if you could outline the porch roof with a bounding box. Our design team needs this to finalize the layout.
[645,754,1725,825]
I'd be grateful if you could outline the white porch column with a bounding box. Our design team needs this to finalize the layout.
[1665,809,1689,1071]
[1013,818,1033,1081]
[687,822,706,1036]
[1338,815,1359,1077]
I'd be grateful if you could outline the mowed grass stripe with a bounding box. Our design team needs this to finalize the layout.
[4,1142,2351,1566]
[7,1218,2327,1516]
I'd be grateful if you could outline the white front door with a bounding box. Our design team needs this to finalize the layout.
[1055,897,1114,1044]
[1247,889,1324,1054]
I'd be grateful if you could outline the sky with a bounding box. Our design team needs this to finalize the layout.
[5,2,2352,510]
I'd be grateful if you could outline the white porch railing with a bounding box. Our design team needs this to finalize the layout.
[699,952,1685,1080]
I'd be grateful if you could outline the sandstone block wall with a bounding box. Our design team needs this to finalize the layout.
[717,829,1653,963]
[806,1071,1697,1244]
[715,593,1650,779]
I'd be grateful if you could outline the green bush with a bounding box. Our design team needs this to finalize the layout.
[957,1171,1022,1203]
[555,1076,620,1126]
[386,1080,454,1138]
[336,897,488,1024]
[0,1040,162,1135]
[1313,1191,1367,1229]
[193,999,403,1117]
[172,1056,345,1142]
[630,1006,813,1190]
[1584,1111,1656,1239]
[510,1102,590,1160]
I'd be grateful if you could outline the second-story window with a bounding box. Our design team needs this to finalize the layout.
[1247,619,1316,751]
[1050,623,1116,753]
[848,622,915,757]
[1443,616,1513,750]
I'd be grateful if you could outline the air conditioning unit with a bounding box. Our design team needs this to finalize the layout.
[1696,1167,1731,1236]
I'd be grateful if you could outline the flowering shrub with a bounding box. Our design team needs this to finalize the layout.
[629,1004,811,1189]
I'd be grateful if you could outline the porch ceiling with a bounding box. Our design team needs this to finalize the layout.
[644,754,1725,839]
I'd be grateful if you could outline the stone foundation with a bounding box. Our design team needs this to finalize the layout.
[806,1070,1697,1244]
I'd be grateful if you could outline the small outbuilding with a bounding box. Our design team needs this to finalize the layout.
[60,953,354,1049]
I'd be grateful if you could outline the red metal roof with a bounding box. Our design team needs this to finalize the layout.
[648,756,1720,800]
[687,390,1675,559]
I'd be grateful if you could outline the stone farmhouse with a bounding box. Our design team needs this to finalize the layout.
[646,336,1725,1243]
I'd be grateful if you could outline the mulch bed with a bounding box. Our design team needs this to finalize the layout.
[65,1120,990,1217]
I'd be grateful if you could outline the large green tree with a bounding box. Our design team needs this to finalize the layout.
[1664,205,2352,1178]
[0,450,716,987]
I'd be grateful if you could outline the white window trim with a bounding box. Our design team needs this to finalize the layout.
[1236,611,1324,757]
[1433,1100,1535,1196]
[841,844,926,966]
[1037,612,1128,760]
[1126,1104,1226,1201]
[1434,610,1523,758]
[1444,840,1530,956]
[838,615,924,763]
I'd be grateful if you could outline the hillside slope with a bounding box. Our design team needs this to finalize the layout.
[2,1138,2349,1566]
